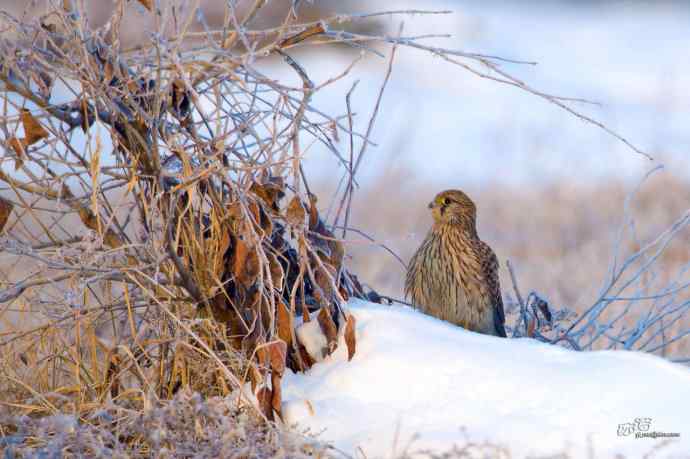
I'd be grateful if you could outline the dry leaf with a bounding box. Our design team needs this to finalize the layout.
[276,301,293,348]
[248,364,262,393]
[8,137,26,157]
[527,316,536,337]
[232,237,260,287]
[314,263,336,305]
[339,285,350,302]
[9,109,49,170]
[170,79,190,118]
[271,372,282,420]
[317,307,338,355]
[259,206,273,236]
[103,229,124,249]
[21,109,49,145]
[266,250,284,289]
[297,342,314,370]
[308,194,344,268]
[77,206,99,231]
[251,180,284,212]
[285,196,305,228]
[267,340,287,377]
[214,229,231,278]
[138,0,153,11]
[8,137,26,169]
[80,99,92,132]
[104,62,114,84]
[257,385,274,421]
[0,198,14,235]
[31,71,52,98]
[344,314,356,361]
[256,345,269,368]
[308,193,320,229]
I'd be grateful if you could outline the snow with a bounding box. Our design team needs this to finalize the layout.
[282,299,690,458]
[296,320,331,363]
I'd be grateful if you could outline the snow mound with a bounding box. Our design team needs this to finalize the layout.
[282,299,690,458]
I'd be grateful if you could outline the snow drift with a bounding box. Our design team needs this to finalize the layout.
[282,299,690,458]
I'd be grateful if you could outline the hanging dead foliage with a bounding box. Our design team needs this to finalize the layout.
[0,0,407,431]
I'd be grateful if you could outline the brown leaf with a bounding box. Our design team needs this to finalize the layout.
[257,385,274,421]
[251,180,284,212]
[137,0,153,11]
[241,299,264,356]
[254,206,273,239]
[297,342,314,370]
[301,302,310,323]
[77,206,99,231]
[80,99,92,132]
[103,229,124,249]
[0,198,14,235]
[233,237,260,287]
[267,340,287,377]
[31,71,52,98]
[329,237,345,269]
[314,263,336,305]
[214,229,231,278]
[8,137,26,157]
[170,79,190,118]
[339,285,350,302]
[248,364,262,393]
[226,202,243,229]
[104,351,121,399]
[266,250,284,289]
[308,193,320,229]
[8,137,27,169]
[8,110,49,170]
[527,316,536,338]
[256,346,268,369]
[271,372,283,420]
[276,301,293,348]
[344,314,356,361]
[20,109,49,145]
[104,62,114,84]
[285,196,306,228]
[308,194,344,268]
[317,307,338,355]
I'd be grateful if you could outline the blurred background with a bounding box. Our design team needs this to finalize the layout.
[3,0,690,314]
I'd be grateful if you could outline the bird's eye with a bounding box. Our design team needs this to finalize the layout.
[442,197,450,205]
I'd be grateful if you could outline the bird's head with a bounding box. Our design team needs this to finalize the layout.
[428,189,477,230]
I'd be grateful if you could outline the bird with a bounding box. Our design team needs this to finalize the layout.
[405,189,507,337]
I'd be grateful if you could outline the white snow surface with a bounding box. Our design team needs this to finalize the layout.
[282,299,690,458]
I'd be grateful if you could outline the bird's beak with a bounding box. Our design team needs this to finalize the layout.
[428,201,434,209]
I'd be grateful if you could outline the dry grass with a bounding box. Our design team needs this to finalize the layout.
[0,389,327,458]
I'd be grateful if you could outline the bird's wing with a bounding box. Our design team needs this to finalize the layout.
[479,240,507,337]
[404,239,425,305]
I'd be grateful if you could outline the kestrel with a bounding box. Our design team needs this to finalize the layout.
[405,189,507,337]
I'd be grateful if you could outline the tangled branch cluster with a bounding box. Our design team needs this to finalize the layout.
[0,0,379,426]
